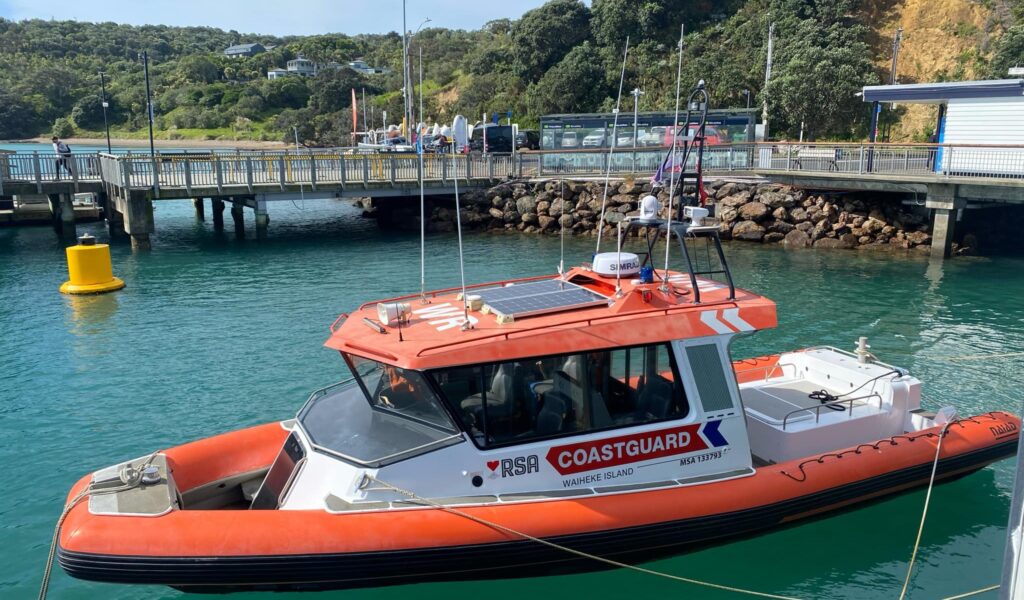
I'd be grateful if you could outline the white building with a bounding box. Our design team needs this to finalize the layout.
[287,57,317,77]
[862,78,1024,175]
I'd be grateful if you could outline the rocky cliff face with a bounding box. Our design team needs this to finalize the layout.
[363,177,938,254]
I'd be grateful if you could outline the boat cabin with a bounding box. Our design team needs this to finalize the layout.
[242,214,921,512]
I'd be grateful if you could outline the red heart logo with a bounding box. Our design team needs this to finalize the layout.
[487,461,500,471]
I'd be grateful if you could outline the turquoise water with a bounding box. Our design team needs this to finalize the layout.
[2,197,1023,599]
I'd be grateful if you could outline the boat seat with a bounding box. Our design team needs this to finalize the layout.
[741,379,870,427]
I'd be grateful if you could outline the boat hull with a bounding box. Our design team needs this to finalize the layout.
[58,413,1019,592]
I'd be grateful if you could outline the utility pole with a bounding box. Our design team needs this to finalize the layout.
[890,27,903,85]
[139,51,155,160]
[763,21,775,140]
[630,87,644,148]
[361,88,367,136]
[402,0,409,138]
[418,45,424,133]
[98,71,112,153]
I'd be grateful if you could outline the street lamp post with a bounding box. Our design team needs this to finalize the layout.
[98,71,112,153]
[405,17,430,141]
[139,51,155,160]
[630,87,644,149]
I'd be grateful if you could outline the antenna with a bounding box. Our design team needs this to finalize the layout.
[452,155,471,329]
[660,24,685,293]
[558,179,565,277]
[418,121,427,303]
[595,37,630,254]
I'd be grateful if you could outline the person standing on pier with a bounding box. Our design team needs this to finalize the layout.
[52,136,73,180]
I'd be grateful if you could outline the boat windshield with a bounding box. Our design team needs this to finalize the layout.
[297,356,462,467]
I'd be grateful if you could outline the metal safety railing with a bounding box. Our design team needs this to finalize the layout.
[526,142,1024,181]
[92,150,517,195]
[4,143,1023,197]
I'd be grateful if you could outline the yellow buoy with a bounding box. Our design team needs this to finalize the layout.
[59,234,125,295]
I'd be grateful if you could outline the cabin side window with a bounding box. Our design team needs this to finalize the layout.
[430,344,689,448]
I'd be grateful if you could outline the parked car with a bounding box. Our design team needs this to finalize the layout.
[640,127,667,146]
[663,124,727,147]
[616,128,646,148]
[582,128,607,148]
[469,124,514,153]
[560,131,579,148]
[515,130,540,150]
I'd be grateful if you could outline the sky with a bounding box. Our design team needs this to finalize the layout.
[0,0,555,36]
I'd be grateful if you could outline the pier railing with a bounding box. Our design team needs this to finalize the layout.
[95,150,517,196]
[3,143,1022,198]
[529,142,1024,181]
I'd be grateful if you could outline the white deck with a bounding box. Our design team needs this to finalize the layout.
[739,348,921,464]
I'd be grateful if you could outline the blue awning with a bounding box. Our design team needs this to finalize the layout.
[862,79,1024,103]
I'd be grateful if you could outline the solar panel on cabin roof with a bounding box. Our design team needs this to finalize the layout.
[475,279,609,319]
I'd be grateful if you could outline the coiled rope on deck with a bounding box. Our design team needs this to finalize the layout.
[364,473,800,600]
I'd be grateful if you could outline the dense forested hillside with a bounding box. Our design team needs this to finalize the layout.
[1,0,1021,144]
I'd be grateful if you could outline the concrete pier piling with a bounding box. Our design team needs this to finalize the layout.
[212,198,225,232]
[60,194,76,240]
[925,183,965,259]
[193,197,206,222]
[231,201,245,239]
[124,194,154,251]
[255,198,268,240]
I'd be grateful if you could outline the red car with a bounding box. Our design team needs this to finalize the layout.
[663,125,726,147]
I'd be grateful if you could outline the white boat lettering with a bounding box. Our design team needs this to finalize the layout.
[412,302,479,331]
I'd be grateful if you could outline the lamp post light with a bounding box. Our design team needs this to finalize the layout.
[630,87,644,149]
[98,71,112,153]
[406,17,431,140]
[138,51,155,160]
[743,89,751,110]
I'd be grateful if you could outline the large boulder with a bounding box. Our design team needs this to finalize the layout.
[739,201,770,222]
[718,207,738,223]
[720,190,754,208]
[905,231,931,246]
[788,206,808,222]
[503,210,521,224]
[783,229,812,248]
[715,182,739,199]
[758,189,796,209]
[538,215,557,231]
[764,232,785,243]
[516,196,537,214]
[536,200,551,214]
[618,181,641,195]
[521,212,539,225]
[732,221,766,241]
[488,207,504,220]
[767,219,795,235]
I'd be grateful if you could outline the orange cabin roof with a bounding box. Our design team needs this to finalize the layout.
[324,267,778,370]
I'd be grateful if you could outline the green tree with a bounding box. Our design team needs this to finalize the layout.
[764,25,878,139]
[175,55,221,84]
[52,116,74,138]
[511,0,592,81]
[70,94,108,129]
[0,92,37,138]
[529,42,608,115]
[308,68,364,113]
[989,25,1024,78]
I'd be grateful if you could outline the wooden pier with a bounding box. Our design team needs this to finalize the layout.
[1,143,1021,256]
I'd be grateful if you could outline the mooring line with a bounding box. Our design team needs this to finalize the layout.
[898,420,953,600]
[365,474,800,600]
[939,584,1000,600]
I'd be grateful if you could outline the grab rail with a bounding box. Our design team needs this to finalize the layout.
[329,312,350,333]
[735,362,799,382]
[780,392,884,430]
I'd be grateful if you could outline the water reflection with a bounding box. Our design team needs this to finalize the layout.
[65,292,119,336]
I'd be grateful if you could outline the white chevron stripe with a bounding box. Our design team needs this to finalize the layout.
[700,310,733,334]
[721,308,754,332]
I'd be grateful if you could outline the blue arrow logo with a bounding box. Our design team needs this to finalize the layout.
[702,420,728,447]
